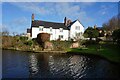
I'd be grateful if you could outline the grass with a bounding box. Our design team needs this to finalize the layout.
[67,42,120,63]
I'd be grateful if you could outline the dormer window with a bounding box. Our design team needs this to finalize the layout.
[50,27,52,32]
[39,26,44,31]
[60,28,63,32]
[76,26,80,30]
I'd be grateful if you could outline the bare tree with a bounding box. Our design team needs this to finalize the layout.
[2,27,9,36]
[102,15,119,31]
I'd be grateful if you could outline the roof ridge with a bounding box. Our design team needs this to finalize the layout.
[34,20,64,24]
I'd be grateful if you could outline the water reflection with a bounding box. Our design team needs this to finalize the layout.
[29,54,38,76]
[48,55,89,79]
[3,50,120,79]
[28,53,120,79]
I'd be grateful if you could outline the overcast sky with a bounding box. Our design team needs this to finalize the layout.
[2,2,119,34]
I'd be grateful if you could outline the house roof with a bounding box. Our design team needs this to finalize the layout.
[67,20,84,29]
[31,20,68,30]
[96,27,103,30]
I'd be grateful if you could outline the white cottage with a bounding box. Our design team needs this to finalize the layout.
[27,14,84,41]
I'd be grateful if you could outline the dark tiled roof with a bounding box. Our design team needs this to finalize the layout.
[68,20,84,29]
[96,27,103,30]
[68,20,77,27]
[31,20,68,30]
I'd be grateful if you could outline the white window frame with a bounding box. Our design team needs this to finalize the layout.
[39,26,44,31]
[76,26,80,30]
[50,27,52,32]
[60,28,63,32]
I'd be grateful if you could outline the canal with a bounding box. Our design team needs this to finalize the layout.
[2,50,120,79]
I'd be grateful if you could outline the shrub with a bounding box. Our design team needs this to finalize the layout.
[112,29,120,45]
[19,36,28,41]
[24,40,33,46]
[37,33,50,48]
[51,41,72,51]
[84,40,98,46]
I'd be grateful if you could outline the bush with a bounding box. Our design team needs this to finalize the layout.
[24,40,33,46]
[84,27,99,40]
[112,29,120,45]
[19,36,28,41]
[51,41,72,51]
[84,40,98,46]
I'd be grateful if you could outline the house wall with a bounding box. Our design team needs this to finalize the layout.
[32,27,40,38]
[32,27,69,41]
[27,33,31,40]
[70,20,84,40]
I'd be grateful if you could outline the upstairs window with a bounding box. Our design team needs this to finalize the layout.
[60,28,63,32]
[50,27,52,32]
[39,26,44,31]
[76,26,80,30]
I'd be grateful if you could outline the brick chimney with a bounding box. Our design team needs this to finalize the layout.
[67,19,72,26]
[32,14,34,21]
[64,17,67,26]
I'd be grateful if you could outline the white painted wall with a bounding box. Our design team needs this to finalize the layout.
[32,27,39,38]
[32,27,69,41]
[70,20,84,40]
[31,20,84,41]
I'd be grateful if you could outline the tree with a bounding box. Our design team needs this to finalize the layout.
[102,15,120,31]
[84,27,99,40]
[2,28,9,36]
[99,31,105,37]
[112,29,120,44]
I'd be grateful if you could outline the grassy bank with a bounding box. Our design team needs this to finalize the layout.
[2,36,120,63]
[67,42,120,64]
[2,36,43,51]
[2,36,72,51]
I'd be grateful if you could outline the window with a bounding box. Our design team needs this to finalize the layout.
[76,33,80,37]
[39,26,44,31]
[50,27,52,32]
[60,28,63,32]
[76,26,80,30]
[59,35,63,39]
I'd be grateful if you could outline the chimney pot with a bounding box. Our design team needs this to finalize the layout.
[32,14,34,21]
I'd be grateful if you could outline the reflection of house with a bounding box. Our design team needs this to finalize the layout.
[27,14,84,41]
[29,54,38,76]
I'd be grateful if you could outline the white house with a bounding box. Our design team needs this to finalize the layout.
[27,14,84,41]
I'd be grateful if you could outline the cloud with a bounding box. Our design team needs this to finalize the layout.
[48,3,94,24]
[10,17,29,32]
[2,17,29,34]
[97,5,108,15]
[10,3,47,15]
[101,11,106,15]
[98,3,116,16]
[11,17,28,26]
[9,2,93,26]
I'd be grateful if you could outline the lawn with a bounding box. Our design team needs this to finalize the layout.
[67,42,120,63]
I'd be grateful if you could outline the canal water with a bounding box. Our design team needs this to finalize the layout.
[2,50,120,79]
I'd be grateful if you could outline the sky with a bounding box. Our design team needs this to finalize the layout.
[2,2,119,35]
